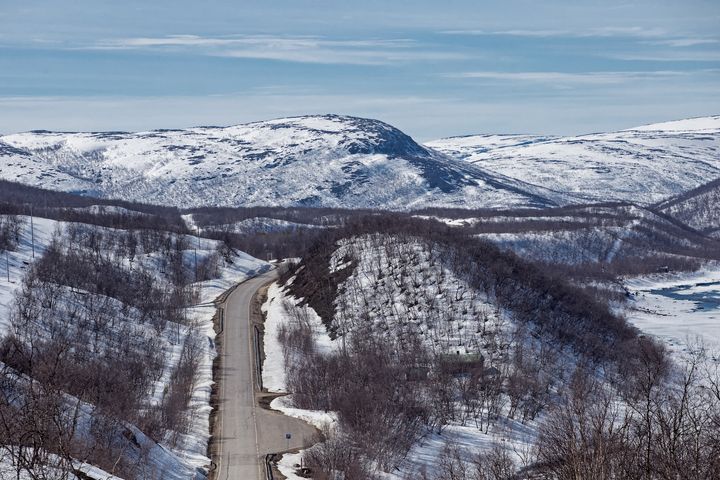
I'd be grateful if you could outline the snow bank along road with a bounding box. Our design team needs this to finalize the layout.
[216,269,317,480]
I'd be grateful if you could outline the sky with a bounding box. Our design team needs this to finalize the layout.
[0,0,718,140]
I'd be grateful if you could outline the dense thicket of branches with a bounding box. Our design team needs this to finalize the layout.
[283,319,432,472]
[532,350,720,480]
[203,227,327,260]
[274,214,716,479]
[288,214,658,368]
[411,202,634,221]
[0,220,212,478]
[186,205,369,228]
[0,180,187,232]
[405,351,720,480]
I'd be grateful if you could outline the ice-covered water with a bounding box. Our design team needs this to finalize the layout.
[649,281,720,313]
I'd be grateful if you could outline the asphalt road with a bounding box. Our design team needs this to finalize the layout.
[216,269,318,480]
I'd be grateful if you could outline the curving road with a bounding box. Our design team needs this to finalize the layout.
[215,269,317,480]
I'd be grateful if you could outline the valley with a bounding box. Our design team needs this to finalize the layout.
[3,0,719,477]
[0,114,719,480]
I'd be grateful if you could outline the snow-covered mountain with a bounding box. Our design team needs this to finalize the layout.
[2,114,718,210]
[0,115,553,210]
[427,115,720,206]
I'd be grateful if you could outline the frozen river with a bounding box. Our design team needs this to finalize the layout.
[626,272,720,355]
[649,280,720,313]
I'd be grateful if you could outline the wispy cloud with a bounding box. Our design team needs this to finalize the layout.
[582,26,668,39]
[87,34,466,65]
[441,26,669,39]
[445,70,701,85]
[441,27,720,58]
[441,29,570,38]
[606,51,720,62]
[646,38,719,48]
[441,26,720,52]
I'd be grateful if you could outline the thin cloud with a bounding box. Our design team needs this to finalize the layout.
[110,35,414,49]
[607,51,720,62]
[440,29,569,37]
[441,26,668,39]
[645,38,719,48]
[440,28,720,56]
[586,26,667,38]
[88,34,466,65]
[446,70,694,85]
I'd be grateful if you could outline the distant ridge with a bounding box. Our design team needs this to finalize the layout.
[427,115,720,206]
[0,114,559,210]
[1,114,719,210]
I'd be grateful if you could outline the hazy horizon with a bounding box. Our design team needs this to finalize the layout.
[1,0,719,140]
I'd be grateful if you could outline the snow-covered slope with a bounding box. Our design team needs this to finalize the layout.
[629,115,720,132]
[655,178,720,237]
[0,213,269,478]
[4,114,718,210]
[0,115,554,210]
[427,116,720,206]
[422,204,720,267]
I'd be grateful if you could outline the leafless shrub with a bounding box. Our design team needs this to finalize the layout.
[0,214,24,251]
[473,444,517,480]
[303,428,375,480]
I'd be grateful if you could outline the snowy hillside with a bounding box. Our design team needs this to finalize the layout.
[0,213,269,478]
[208,217,322,235]
[0,115,554,210]
[656,178,720,237]
[329,234,504,356]
[427,116,720,205]
[262,234,535,479]
[264,222,681,479]
[486,206,715,267]
[3,114,718,210]
[629,115,720,132]
[3,114,719,210]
